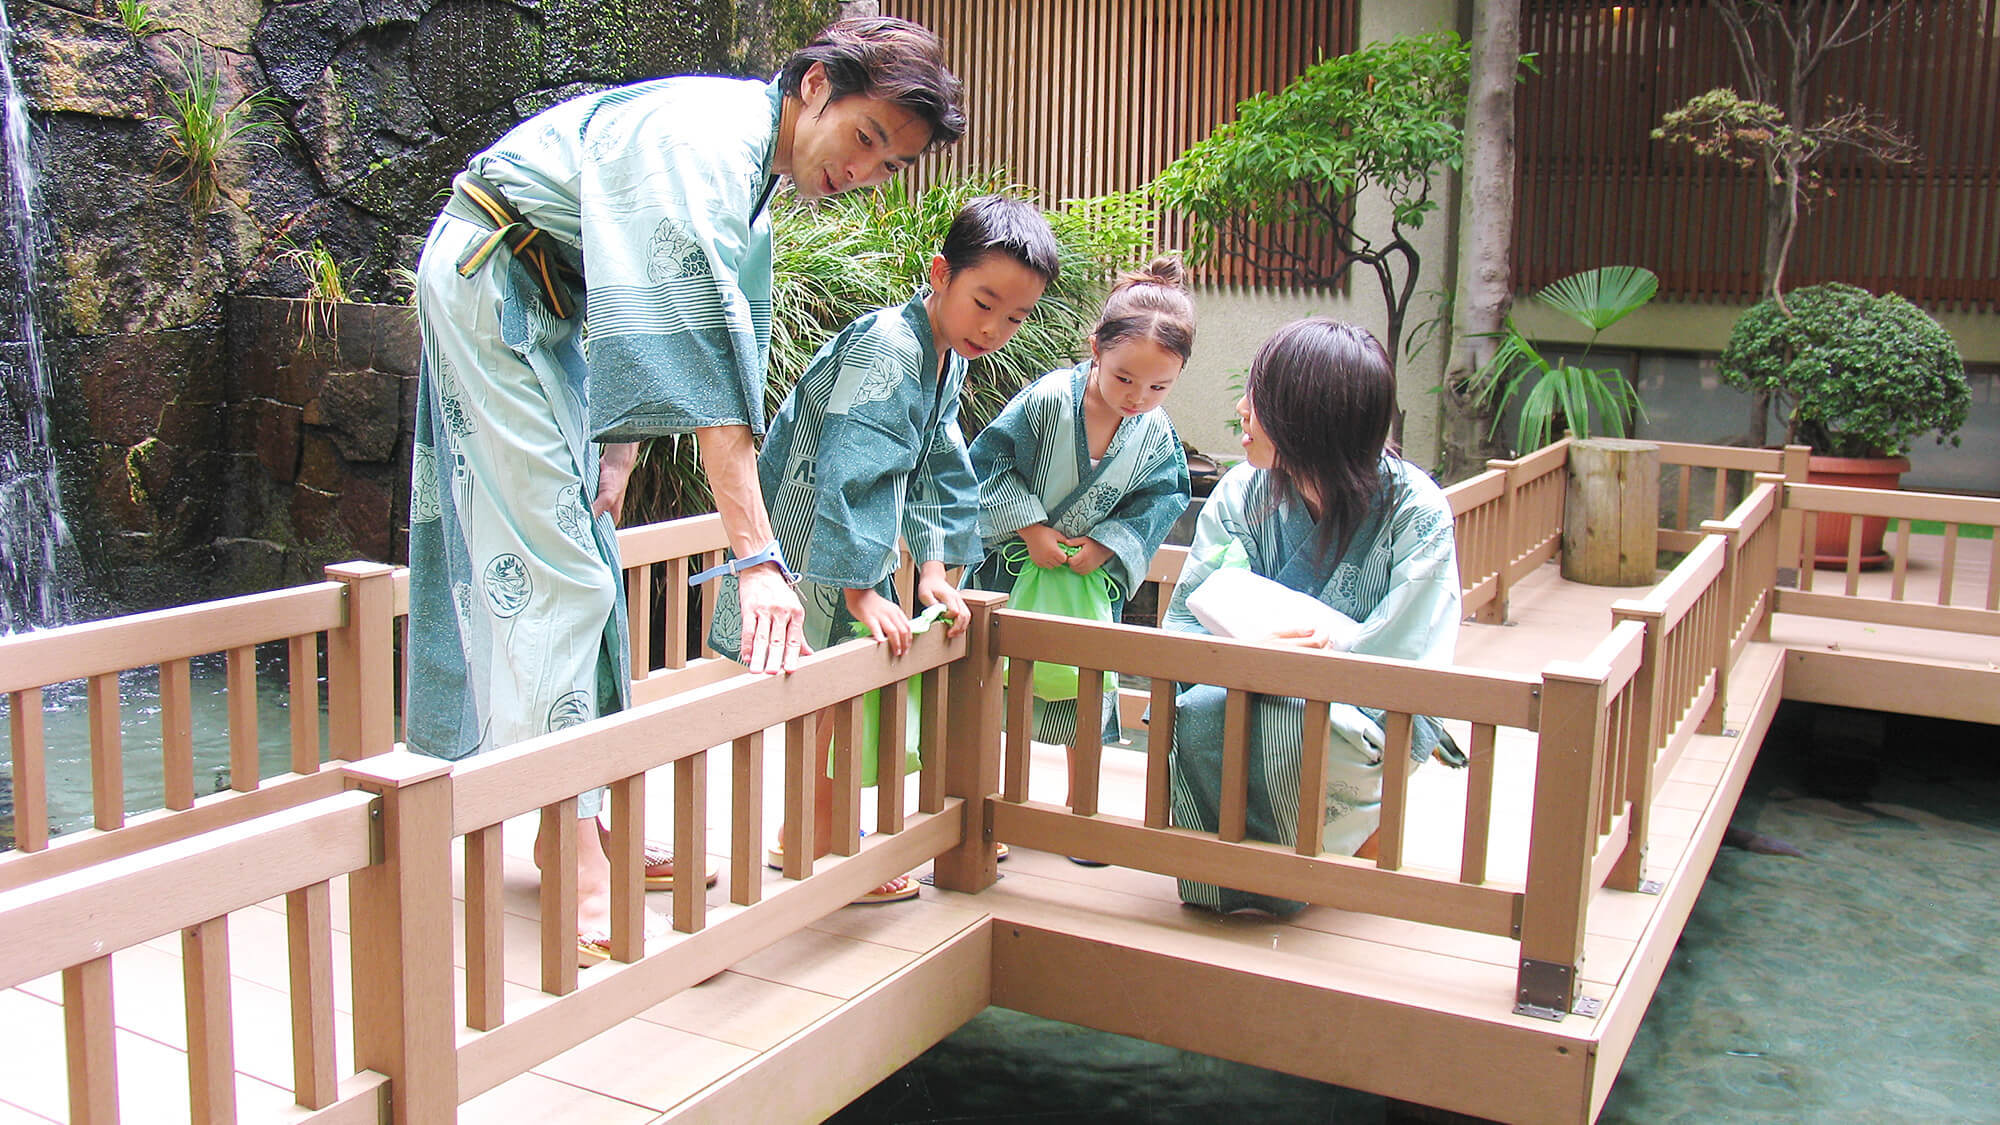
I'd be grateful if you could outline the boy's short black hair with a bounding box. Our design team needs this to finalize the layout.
[778,17,967,152]
[939,195,1061,284]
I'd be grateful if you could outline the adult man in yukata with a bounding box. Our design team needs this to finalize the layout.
[405,17,966,956]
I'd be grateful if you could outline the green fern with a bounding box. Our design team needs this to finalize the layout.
[154,46,290,213]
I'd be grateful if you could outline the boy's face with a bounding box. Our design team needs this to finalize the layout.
[925,253,1046,360]
[787,63,931,201]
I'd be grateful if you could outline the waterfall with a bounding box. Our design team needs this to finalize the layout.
[0,2,74,633]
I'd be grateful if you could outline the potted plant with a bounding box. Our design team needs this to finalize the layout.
[1470,265,1656,453]
[1719,282,1969,567]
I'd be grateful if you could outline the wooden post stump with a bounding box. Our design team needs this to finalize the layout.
[1561,438,1659,586]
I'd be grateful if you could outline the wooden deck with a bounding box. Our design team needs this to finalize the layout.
[2,561,1788,1125]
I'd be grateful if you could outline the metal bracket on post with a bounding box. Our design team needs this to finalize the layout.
[1514,958,1602,1020]
[1639,878,1664,896]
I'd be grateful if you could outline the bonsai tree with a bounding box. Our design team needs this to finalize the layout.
[1469,266,1657,453]
[1718,283,1968,459]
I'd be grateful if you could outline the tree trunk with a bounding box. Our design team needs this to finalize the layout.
[1437,0,1519,482]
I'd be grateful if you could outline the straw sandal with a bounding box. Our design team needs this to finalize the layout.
[598,823,717,890]
[576,910,669,968]
[849,873,921,905]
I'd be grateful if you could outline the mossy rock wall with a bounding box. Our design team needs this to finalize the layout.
[7,0,835,610]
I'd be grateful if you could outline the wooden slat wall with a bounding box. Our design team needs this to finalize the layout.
[885,0,1356,287]
[1518,0,2000,311]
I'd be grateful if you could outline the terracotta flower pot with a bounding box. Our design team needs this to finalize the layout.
[1805,454,1910,569]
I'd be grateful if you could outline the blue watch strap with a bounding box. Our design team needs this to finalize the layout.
[688,538,800,586]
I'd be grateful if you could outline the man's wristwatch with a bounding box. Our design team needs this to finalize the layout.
[688,538,801,586]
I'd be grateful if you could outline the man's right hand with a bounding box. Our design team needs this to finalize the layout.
[738,563,809,674]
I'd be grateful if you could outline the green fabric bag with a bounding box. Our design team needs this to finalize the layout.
[839,603,948,786]
[1000,542,1120,701]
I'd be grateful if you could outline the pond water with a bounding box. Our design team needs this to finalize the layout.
[832,704,2000,1124]
[0,645,328,844]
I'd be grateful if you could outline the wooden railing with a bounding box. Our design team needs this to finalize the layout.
[1444,438,1568,624]
[1654,442,1809,556]
[1783,484,2000,636]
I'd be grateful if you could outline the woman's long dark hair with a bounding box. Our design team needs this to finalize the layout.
[1246,317,1399,564]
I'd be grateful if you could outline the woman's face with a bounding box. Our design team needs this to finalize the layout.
[1236,393,1277,469]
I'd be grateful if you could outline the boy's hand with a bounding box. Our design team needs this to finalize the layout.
[845,587,914,656]
[916,561,970,638]
[1061,536,1112,576]
[1017,523,1070,569]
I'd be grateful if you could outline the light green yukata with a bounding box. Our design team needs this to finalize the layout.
[1166,457,1461,914]
[968,362,1190,743]
[708,289,983,660]
[406,77,781,815]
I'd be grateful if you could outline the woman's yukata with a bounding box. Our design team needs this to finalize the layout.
[1166,457,1462,915]
[969,362,1190,743]
[708,289,983,659]
[405,77,782,815]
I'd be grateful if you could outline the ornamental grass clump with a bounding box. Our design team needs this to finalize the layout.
[1718,283,1967,458]
[154,45,289,213]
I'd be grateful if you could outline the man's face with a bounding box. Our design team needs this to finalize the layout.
[787,63,932,201]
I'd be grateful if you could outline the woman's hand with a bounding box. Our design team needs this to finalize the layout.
[737,563,810,674]
[1017,523,1070,569]
[845,587,914,656]
[591,442,641,523]
[1061,535,1113,576]
[1261,624,1332,650]
[915,561,970,638]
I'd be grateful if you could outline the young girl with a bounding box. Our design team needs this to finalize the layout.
[1165,317,1462,916]
[969,258,1194,806]
[708,194,1061,903]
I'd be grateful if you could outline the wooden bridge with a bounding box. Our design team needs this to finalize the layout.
[3,439,1995,1124]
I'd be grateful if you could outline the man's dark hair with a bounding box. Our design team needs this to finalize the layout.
[939,195,1061,284]
[778,16,967,152]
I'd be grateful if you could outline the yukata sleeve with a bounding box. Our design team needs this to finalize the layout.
[796,334,925,589]
[1163,469,1261,636]
[1089,426,1190,599]
[969,391,1051,545]
[1348,485,1462,666]
[578,117,768,441]
[903,381,983,567]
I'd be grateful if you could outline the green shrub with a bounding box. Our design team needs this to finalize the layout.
[154,45,289,214]
[623,173,1156,523]
[1718,283,1968,458]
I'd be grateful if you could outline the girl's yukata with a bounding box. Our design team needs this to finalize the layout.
[969,362,1191,744]
[708,289,983,659]
[1165,457,1463,915]
[406,76,781,815]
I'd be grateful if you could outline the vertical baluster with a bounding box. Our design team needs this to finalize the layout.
[227,645,259,792]
[462,827,505,1031]
[1799,512,1819,591]
[1844,518,1864,596]
[1002,657,1033,802]
[782,714,814,880]
[1892,519,1913,601]
[161,659,195,810]
[918,666,948,815]
[1376,713,1415,871]
[830,698,861,855]
[674,752,708,934]
[627,561,654,677]
[1071,669,1104,817]
[63,956,118,1124]
[1710,465,1728,524]
[538,798,579,995]
[1144,677,1175,829]
[698,551,720,659]
[1293,700,1330,856]
[88,672,123,831]
[9,687,48,851]
[287,882,338,1107]
[183,915,236,1122]
[1218,689,1250,842]
[732,731,765,906]
[1678,467,1693,531]
[663,557,690,670]
[1459,723,1498,886]
[288,634,319,775]
[1938,523,1961,606]
[876,676,909,836]
[607,775,645,962]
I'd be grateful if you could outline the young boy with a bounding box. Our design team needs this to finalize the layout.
[709,194,1061,901]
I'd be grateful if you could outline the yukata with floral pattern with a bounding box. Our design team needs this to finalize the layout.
[969,361,1190,743]
[708,289,983,659]
[406,77,780,810]
[1165,456,1461,915]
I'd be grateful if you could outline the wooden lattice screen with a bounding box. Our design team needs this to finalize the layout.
[1518,0,2000,311]
[882,0,1357,287]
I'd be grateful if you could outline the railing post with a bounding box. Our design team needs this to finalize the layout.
[1750,473,1786,641]
[932,590,1005,893]
[1775,445,1811,580]
[1605,605,1662,894]
[343,751,456,1121]
[326,562,399,760]
[1516,665,1610,1020]
[1484,455,1520,625]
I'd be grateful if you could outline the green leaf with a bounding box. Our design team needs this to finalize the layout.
[1535,266,1658,333]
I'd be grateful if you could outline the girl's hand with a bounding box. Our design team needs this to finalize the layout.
[1061,536,1113,576]
[591,442,641,523]
[845,587,914,656]
[1262,624,1332,650]
[916,561,970,638]
[1017,523,1070,569]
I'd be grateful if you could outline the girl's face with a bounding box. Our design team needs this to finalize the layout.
[1235,393,1278,470]
[1088,337,1182,418]
[926,252,1046,360]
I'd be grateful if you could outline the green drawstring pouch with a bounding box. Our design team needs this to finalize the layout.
[999,541,1120,701]
[841,603,950,786]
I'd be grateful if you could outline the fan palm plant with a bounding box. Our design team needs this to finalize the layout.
[1469,265,1657,453]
